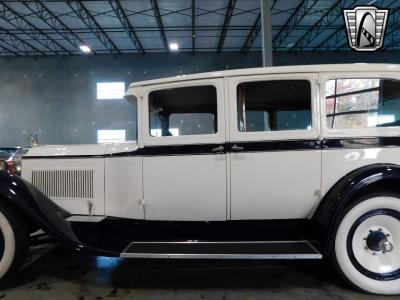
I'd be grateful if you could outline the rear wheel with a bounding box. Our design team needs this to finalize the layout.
[0,203,29,282]
[333,194,400,295]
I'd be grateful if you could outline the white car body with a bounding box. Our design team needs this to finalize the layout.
[0,63,397,294]
[21,63,400,222]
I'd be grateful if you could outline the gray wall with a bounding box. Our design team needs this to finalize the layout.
[1,51,399,147]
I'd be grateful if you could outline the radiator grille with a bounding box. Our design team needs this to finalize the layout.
[32,170,94,199]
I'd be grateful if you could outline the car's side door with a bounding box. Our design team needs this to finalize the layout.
[141,79,227,221]
[228,73,322,220]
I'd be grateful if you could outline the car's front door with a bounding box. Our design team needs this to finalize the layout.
[141,79,227,221]
[228,73,322,220]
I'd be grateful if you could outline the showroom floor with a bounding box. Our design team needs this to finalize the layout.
[0,244,392,300]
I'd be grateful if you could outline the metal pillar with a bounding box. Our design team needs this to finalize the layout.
[260,0,273,66]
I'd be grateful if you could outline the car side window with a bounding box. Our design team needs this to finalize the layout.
[149,85,218,137]
[325,78,400,129]
[237,80,312,132]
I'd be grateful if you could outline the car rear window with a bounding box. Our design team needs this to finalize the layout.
[325,78,400,129]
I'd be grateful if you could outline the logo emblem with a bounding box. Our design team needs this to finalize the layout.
[343,6,389,51]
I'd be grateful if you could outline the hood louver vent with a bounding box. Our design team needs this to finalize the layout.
[32,169,94,199]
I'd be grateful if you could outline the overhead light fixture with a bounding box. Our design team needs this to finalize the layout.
[169,42,179,51]
[79,45,91,54]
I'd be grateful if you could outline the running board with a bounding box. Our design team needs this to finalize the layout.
[120,240,322,259]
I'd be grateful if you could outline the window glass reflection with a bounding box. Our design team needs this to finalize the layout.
[325,78,400,129]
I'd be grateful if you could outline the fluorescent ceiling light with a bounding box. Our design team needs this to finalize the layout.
[169,42,179,51]
[80,45,91,53]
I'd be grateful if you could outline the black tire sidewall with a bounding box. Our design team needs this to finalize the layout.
[0,202,29,283]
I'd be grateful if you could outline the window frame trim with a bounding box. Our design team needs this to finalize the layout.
[141,78,226,146]
[319,72,400,138]
[228,73,320,143]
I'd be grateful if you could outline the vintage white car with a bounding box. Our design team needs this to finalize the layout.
[0,63,400,294]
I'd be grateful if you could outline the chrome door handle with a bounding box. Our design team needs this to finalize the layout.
[212,145,225,153]
[231,144,244,151]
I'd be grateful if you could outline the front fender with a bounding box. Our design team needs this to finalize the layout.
[0,171,115,256]
[314,163,400,255]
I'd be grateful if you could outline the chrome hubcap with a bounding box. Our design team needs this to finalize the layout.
[365,229,394,254]
[350,211,400,276]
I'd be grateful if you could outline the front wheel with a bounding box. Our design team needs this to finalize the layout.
[0,203,29,282]
[333,194,400,295]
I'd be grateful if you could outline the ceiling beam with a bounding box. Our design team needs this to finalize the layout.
[313,28,347,51]
[66,0,120,55]
[217,0,237,52]
[0,24,352,33]
[108,0,144,54]
[382,7,400,49]
[241,14,261,54]
[272,0,317,49]
[289,0,356,51]
[192,0,195,55]
[0,2,70,55]
[150,0,168,52]
[0,42,19,57]
[20,0,91,54]
[0,27,45,56]
[241,0,277,55]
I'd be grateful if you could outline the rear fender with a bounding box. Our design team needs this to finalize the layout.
[314,163,400,255]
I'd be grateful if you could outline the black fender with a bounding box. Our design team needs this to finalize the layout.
[313,163,400,255]
[0,171,116,256]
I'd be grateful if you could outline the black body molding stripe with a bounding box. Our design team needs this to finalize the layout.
[24,139,321,159]
[231,140,321,152]
[22,136,400,159]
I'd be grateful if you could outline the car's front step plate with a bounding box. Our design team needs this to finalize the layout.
[120,240,322,259]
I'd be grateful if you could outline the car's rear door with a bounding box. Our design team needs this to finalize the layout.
[228,73,322,220]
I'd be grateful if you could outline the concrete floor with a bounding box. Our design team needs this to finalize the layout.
[0,244,396,300]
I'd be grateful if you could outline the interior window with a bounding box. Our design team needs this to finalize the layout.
[237,80,312,132]
[325,78,400,129]
[149,85,217,137]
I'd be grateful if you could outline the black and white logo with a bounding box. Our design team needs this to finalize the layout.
[343,6,389,51]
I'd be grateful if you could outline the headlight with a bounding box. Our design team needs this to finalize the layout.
[0,160,7,172]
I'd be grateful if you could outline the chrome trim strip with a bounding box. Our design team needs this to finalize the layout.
[66,215,106,223]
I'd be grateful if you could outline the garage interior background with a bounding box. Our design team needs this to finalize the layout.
[1,0,400,147]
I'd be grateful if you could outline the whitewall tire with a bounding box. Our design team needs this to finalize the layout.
[334,195,400,295]
[0,203,29,282]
